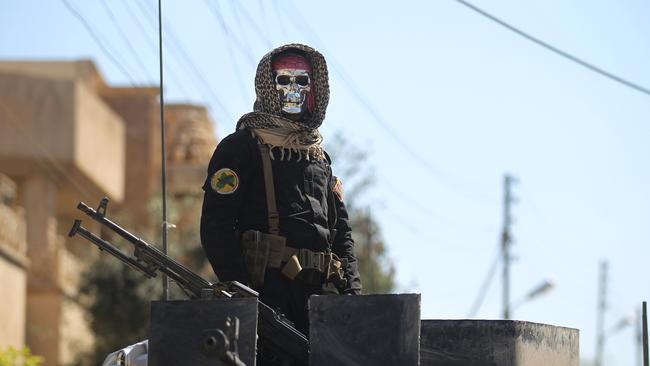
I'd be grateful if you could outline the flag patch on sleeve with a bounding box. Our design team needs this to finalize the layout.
[211,168,239,195]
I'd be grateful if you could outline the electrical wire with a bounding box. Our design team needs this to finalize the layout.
[60,0,137,85]
[203,0,257,65]
[99,0,153,81]
[229,1,253,55]
[270,0,289,39]
[232,0,273,49]
[136,0,234,123]
[203,0,252,105]
[467,248,500,318]
[454,0,650,97]
[119,0,192,97]
[278,1,498,205]
[257,0,272,45]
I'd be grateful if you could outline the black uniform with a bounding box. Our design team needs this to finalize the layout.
[200,128,362,333]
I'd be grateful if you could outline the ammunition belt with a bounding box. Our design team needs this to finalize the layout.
[240,230,347,287]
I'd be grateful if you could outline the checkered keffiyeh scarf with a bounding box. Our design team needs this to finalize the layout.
[237,112,325,161]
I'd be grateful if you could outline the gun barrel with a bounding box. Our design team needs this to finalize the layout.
[77,200,213,293]
[73,200,310,364]
[69,220,157,278]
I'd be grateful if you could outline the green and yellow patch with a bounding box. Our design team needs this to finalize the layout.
[211,168,239,195]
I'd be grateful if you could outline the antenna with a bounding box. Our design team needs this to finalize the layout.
[157,0,169,301]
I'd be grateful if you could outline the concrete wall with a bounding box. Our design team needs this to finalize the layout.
[0,256,27,348]
[165,104,217,197]
[0,203,29,348]
[101,88,160,229]
[0,72,126,203]
[420,320,579,366]
[0,59,220,365]
[74,80,125,201]
[0,60,107,91]
[0,175,28,349]
[0,62,126,365]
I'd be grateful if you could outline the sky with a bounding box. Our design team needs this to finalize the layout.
[1,0,648,365]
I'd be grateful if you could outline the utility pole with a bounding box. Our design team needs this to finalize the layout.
[502,174,516,320]
[595,260,608,366]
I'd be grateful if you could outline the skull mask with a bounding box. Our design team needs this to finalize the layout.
[271,53,314,120]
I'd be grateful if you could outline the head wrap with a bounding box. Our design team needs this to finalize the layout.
[236,44,330,161]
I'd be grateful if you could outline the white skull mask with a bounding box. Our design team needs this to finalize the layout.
[274,68,311,116]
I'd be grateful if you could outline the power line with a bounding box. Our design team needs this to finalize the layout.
[60,0,137,85]
[467,248,500,318]
[454,0,650,97]
[270,0,289,39]
[233,1,461,190]
[119,0,192,97]
[229,1,253,56]
[279,1,497,205]
[203,0,252,105]
[256,0,272,45]
[136,0,234,122]
[232,1,273,49]
[99,0,153,81]
[203,0,257,65]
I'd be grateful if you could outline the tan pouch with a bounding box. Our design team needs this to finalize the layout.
[240,230,270,289]
[265,233,287,269]
[281,254,303,280]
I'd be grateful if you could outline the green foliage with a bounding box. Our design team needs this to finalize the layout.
[0,347,43,366]
[76,256,160,365]
[352,210,396,294]
[326,132,397,294]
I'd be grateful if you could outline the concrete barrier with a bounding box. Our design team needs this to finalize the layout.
[420,320,579,366]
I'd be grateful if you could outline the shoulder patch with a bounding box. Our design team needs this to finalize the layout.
[333,177,344,201]
[211,168,240,194]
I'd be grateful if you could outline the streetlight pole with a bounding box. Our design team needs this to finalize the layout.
[510,279,555,314]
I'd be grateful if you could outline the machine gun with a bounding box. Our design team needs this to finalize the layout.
[68,197,309,366]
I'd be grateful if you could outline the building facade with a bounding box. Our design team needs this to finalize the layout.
[0,60,218,365]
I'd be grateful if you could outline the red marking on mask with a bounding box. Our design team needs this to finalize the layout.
[272,54,315,113]
[272,54,312,71]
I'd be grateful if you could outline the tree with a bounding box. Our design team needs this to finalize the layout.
[76,257,159,365]
[326,132,397,294]
[0,347,43,366]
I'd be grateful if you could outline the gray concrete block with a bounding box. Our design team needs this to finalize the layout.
[420,320,579,366]
[149,298,258,366]
[309,294,421,366]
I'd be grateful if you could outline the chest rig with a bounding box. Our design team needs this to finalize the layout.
[239,138,347,290]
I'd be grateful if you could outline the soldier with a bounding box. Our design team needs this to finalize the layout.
[200,44,362,343]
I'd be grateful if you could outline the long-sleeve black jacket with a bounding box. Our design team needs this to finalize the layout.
[200,128,362,294]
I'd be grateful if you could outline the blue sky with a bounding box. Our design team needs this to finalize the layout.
[1,1,648,364]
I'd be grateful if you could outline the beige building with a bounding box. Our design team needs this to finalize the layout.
[0,60,218,365]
